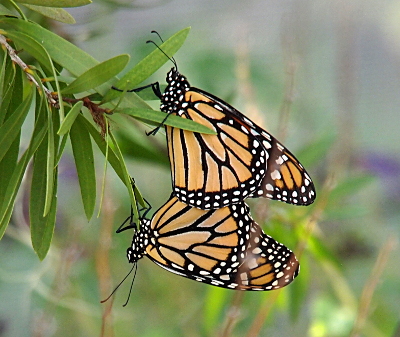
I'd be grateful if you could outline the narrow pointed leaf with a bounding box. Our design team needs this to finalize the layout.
[79,115,123,180]
[34,187,57,260]
[102,27,191,103]
[0,4,14,15]
[109,132,138,220]
[4,30,64,121]
[70,117,96,220]
[133,84,167,101]
[61,54,130,94]
[0,67,23,208]
[117,129,169,167]
[0,88,33,163]
[0,18,151,109]
[0,136,20,211]
[4,30,58,74]
[0,54,16,123]
[117,108,216,134]
[79,115,145,208]
[22,5,76,24]
[1,18,98,77]
[43,103,55,216]
[57,101,83,135]
[16,0,91,7]
[0,123,47,239]
[55,133,69,165]
[30,134,57,260]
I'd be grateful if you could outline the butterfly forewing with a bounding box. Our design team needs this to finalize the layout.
[166,91,266,210]
[129,196,299,291]
[161,68,316,209]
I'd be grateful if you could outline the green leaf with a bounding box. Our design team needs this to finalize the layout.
[308,235,342,270]
[0,18,152,111]
[203,287,228,334]
[0,18,99,78]
[102,27,191,103]
[79,115,124,181]
[133,84,167,101]
[0,4,14,16]
[57,101,83,135]
[70,116,96,220]
[61,54,130,94]
[34,184,57,260]
[328,174,375,202]
[117,129,169,167]
[0,136,20,211]
[15,0,91,7]
[22,4,76,23]
[3,29,63,120]
[109,132,138,220]
[0,122,47,240]
[0,55,16,125]
[117,108,217,134]
[44,103,55,216]
[289,255,310,320]
[0,66,22,209]
[79,116,146,208]
[296,132,335,168]
[56,133,69,165]
[4,30,58,75]
[0,88,33,163]
[30,133,57,260]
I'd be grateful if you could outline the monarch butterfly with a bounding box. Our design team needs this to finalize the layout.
[124,195,299,291]
[138,57,316,209]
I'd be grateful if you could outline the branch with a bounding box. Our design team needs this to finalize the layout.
[0,33,57,106]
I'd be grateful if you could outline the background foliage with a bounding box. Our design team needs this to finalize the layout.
[0,1,399,337]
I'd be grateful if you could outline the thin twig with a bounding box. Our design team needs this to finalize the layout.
[330,1,361,178]
[235,27,263,126]
[1,33,114,137]
[244,290,281,337]
[218,31,262,337]
[245,169,336,336]
[219,292,245,337]
[349,236,398,337]
[0,33,57,106]
[63,96,112,137]
[96,181,117,337]
[278,27,298,141]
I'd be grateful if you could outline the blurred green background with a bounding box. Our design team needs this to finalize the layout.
[1,0,399,336]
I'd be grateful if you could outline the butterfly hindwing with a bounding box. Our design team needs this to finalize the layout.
[127,196,299,291]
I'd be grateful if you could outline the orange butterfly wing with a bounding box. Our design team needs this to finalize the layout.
[127,196,299,291]
[161,68,316,209]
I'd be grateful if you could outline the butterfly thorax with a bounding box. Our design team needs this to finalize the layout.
[127,219,150,264]
[160,68,190,115]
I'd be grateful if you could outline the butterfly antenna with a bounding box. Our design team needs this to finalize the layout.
[100,263,136,304]
[123,263,138,307]
[150,31,178,68]
[146,40,178,71]
[151,30,164,42]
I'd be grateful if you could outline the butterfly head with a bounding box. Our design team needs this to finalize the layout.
[160,68,190,114]
[126,218,150,264]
